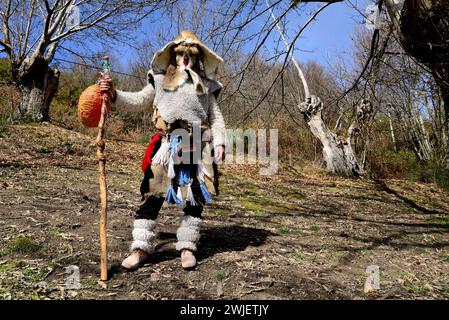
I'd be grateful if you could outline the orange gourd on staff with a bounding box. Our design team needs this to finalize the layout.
[78,84,110,127]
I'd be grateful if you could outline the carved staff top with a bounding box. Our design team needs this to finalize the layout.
[98,56,111,98]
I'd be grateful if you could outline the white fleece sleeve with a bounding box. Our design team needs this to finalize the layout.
[208,95,226,148]
[113,84,155,112]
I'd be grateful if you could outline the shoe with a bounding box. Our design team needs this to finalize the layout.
[121,249,148,270]
[181,249,197,270]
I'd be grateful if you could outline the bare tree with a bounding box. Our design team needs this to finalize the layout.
[384,0,449,168]
[0,0,168,122]
[266,0,377,176]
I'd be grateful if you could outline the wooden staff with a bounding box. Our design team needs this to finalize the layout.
[96,56,111,282]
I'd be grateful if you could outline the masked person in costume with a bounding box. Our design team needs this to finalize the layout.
[100,30,226,270]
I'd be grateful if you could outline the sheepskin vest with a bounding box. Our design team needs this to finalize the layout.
[153,73,222,126]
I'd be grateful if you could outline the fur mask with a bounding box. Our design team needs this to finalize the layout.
[152,30,223,95]
[162,43,206,95]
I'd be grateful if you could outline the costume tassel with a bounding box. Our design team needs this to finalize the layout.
[168,136,182,154]
[165,184,180,205]
[152,139,169,165]
[167,136,181,178]
[198,162,211,179]
[176,186,185,205]
[178,168,190,186]
[186,184,198,206]
[197,164,204,182]
[200,182,213,203]
[167,156,175,179]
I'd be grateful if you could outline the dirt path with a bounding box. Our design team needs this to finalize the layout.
[1,124,448,300]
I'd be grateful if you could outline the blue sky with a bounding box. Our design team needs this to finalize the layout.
[106,0,372,74]
[1,0,372,75]
[292,0,369,66]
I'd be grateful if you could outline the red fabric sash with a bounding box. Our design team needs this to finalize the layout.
[141,132,163,173]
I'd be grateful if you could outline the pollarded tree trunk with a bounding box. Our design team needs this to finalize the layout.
[299,96,364,177]
[17,83,47,122]
[11,55,60,122]
[266,0,371,176]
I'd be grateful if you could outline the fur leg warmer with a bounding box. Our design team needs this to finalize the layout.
[130,219,156,253]
[176,216,203,252]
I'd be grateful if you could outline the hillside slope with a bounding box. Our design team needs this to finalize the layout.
[0,123,448,299]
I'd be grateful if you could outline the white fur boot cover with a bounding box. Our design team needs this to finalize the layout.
[130,219,156,253]
[176,216,203,252]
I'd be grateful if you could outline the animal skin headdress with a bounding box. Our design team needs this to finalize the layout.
[151,30,223,81]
